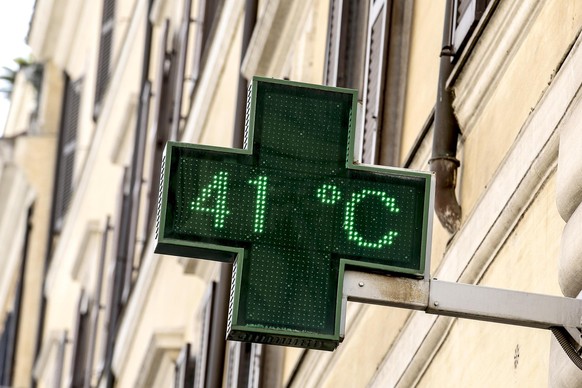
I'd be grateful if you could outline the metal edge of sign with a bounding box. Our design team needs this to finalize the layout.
[154,143,171,255]
[227,322,340,352]
[251,75,360,96]
[227,253,243,338]
[423,173,436,280]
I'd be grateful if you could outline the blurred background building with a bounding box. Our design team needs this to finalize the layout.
[1,0,582,386]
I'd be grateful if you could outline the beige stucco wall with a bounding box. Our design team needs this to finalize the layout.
[400,0,443,164]
[456,0,582,217]
[418,174,563,387]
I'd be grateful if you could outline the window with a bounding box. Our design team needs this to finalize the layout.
[193,282,215,388]
[162,0,224,140]
[324,0,413,166]
[452,0,491,56]
[170,0,193,140]
[98,170,130,387]
[190,0,224,95]
[0,205,31,386]
[83,217,111,388]
[94,0,116,117]
[324,0,368,93]
[53,331,67,388]
[174,343,195,388]
[68,291,90,388]
[225,342,253,388]
[0,313,15,385]
[361,0,388,164]
[54,75,82,232]
[120,81,151,304]
[146,20,173,236]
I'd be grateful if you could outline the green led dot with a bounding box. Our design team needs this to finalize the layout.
[317,183,341,205]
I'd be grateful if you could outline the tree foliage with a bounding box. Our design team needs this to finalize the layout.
[0,57,42,98]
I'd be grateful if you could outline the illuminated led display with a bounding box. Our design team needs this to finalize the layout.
[155,77,433,350]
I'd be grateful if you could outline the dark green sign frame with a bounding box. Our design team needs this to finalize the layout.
[155,77,434,350]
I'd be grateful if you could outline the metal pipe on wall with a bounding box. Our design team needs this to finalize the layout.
[430,0,462,234]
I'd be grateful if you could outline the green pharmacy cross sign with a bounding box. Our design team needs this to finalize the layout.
[155,77,433,351]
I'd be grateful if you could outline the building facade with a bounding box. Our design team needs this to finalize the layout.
[1,0,582,386]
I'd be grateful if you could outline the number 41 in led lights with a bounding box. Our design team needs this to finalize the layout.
[192,172,402,249]
[155,77,434,351]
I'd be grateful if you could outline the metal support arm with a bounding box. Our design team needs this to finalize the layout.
[342,271,582,342]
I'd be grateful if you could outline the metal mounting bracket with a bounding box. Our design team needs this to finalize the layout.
[341,270,582,340]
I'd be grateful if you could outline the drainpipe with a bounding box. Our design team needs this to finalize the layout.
[430,0,462,234]
[206,0,258,386]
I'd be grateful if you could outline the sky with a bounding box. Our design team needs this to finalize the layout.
[0,0,36,136]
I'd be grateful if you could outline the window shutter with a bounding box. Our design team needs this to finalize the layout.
[99,169,129,386]
[52,331,67,388]
[190,0,222,96]
[0,205,31,386]
[97,250,115,380]
[226,343,238,387]
[84,217,111,387]
[146,20,173,235]
[194,282,215,388]
[121,81,152,303]
[247,344,263,388]
[324,0,342,86]
[94,0,116,117]
[174,343,196,388]
[191,0,205,92]
[170,0,193,141]
[55,76,82,231]
[324,0,368,93]
[225,342,254,388]
[0,313,14,385]
[114,165,131,309]
[362,0,389,164]
[69,291,90,388]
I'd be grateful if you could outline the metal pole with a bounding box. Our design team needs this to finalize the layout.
[343,270,582,331]
[430,0,462,234]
